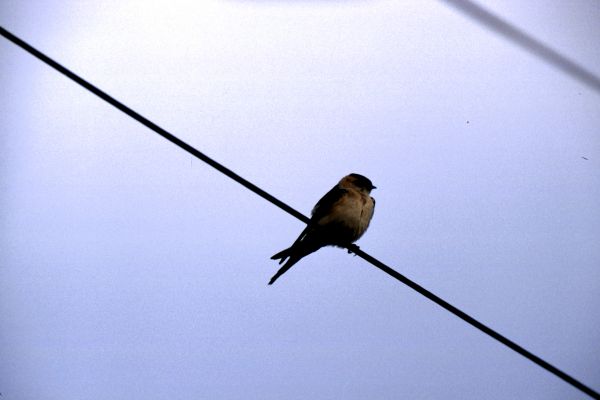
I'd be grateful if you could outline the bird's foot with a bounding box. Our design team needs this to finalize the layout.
[346,244,360,255]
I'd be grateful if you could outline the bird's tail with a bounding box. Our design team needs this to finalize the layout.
[271,247,292,265]
[269,239,322,285]
[268,256,300,285]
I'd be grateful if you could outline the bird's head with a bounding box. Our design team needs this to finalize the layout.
[341,173,376,193]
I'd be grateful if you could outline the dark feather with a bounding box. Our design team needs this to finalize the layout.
[269,232,325,284]
[311,186,347,222]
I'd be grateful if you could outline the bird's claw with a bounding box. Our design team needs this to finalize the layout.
[346,244,360,255]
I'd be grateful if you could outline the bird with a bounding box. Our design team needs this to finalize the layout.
[269,173,376,285]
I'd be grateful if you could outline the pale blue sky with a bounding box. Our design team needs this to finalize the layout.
[1,1,599,399]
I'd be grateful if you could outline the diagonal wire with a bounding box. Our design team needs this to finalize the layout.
[1,26,598,400]
[353,247,599,399]
[440,0,600,94]
[0,27,309,227]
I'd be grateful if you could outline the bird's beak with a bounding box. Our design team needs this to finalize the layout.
[372,185,377,189]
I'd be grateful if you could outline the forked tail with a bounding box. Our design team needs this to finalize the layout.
[270,247,292,265]
[269,239,322,285]
[268,256,300,285]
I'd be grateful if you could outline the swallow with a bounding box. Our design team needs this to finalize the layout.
[269,173,376,285]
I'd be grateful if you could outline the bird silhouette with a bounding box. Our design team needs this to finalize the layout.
[269,173,376,284]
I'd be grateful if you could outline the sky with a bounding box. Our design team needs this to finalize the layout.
[1,1,599,399]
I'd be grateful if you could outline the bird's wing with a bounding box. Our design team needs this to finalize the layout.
[273,185,345,260]
[282,185,347,250]
[310,185,348,223]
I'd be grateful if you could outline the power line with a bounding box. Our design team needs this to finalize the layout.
[441,0,600,94]
[1,26,598,400]
[353,247,599,399]
[0,27,309,227]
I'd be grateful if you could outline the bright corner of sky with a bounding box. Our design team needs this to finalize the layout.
[1,1,599,399]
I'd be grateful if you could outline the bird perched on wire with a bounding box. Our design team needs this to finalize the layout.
[269,173,376,285]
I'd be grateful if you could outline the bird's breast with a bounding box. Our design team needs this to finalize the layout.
[318,190,374,242]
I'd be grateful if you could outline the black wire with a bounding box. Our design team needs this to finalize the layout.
[353,247,599,399]
[1,26,598,400]
[0,27,310,227]
[441,0,600,94]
